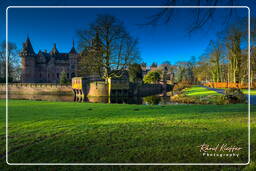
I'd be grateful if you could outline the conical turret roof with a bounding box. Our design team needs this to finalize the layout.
[50,43,59,55]
[69,40,77,54]
[21,36,35,55]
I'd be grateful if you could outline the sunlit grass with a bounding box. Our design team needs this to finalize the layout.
[241,89,256,95]
[183,86,221,96]
[202,87,256,95]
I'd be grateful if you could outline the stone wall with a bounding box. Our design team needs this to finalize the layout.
[0,94,74,101]
[138,84,163,96]
[85,81,163,97]
[1,82,170,97]
[74,79,130,97]
[0,83,73,95]
[86,81,108,97]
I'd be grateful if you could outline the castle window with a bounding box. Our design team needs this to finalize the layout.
[40,73,42,78]
[67,73,69,78]
[71,65,75,69]
[71,73,75,78]
[57,73,59,78]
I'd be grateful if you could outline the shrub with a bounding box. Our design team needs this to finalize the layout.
[171,94,201,104]
[171,93,228,105]
[143,71,161,84]
[128,63,143,83]
[60,71,69,84]
[215,95,229,105]
[173,81,191,92]
[223,88,246,104]
[171,88,246,105]
[143,95,161,105]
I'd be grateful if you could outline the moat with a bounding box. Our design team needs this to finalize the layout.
[1,92,180,105]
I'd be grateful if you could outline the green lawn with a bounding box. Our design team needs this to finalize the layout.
[241,89,256,95]
[0,100,255,170]
[199,86,256,96]
[183,86,221,96]
[184,86,256,96]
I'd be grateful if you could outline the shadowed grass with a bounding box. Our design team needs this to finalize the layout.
[0,100,255,170]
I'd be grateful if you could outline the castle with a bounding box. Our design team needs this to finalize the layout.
[20,37,79,83]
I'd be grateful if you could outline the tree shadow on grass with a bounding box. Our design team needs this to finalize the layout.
[6,119,249,164]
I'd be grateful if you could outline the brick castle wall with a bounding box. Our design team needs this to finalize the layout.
[0,83,166,97]
[0,83,73,95]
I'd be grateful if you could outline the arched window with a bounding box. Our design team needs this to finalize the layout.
[71,73,75,78]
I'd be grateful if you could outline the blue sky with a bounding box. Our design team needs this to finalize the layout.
[0,0,254,65]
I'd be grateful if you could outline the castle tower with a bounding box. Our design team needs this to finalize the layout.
[20,37,36,83]
[69,40,78,78]
[50,43,59,55]
[48,43,60,83]
[69,40,77,54]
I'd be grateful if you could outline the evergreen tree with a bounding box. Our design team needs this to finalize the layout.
[60,71,68,84]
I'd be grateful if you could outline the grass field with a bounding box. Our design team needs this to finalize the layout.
[183,86,221,96]
[0,100,255,170]
[198,86,256,96]
[241,89,256,95]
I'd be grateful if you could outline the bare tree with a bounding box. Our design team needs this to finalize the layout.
[250,18,256,85]
[193,55,211,82]
[225,25,243,83]
[175,61,194,83]
[145,0,239,33]
[0,41,20,82]
[78,14,140,80]
[208,40,224,82]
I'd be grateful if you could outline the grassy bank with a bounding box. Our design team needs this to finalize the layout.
[239,89,256,95]
[171,86,223,104]
[0,100,255,170]
[172,85,250,104]
[199,86,256,95]
[183,86,221,96]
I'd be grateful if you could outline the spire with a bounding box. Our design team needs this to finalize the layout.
[20,36,35,56]
[69,40,77,54]
[50,43,59,55]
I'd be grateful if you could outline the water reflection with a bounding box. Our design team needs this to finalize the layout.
[143,96,161,105]
[74,96,144,104]
[2,93,179,105]
[1,94,74,102]
[74,94,178,105]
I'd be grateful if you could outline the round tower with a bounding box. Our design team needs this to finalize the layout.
[19,37,36,83]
